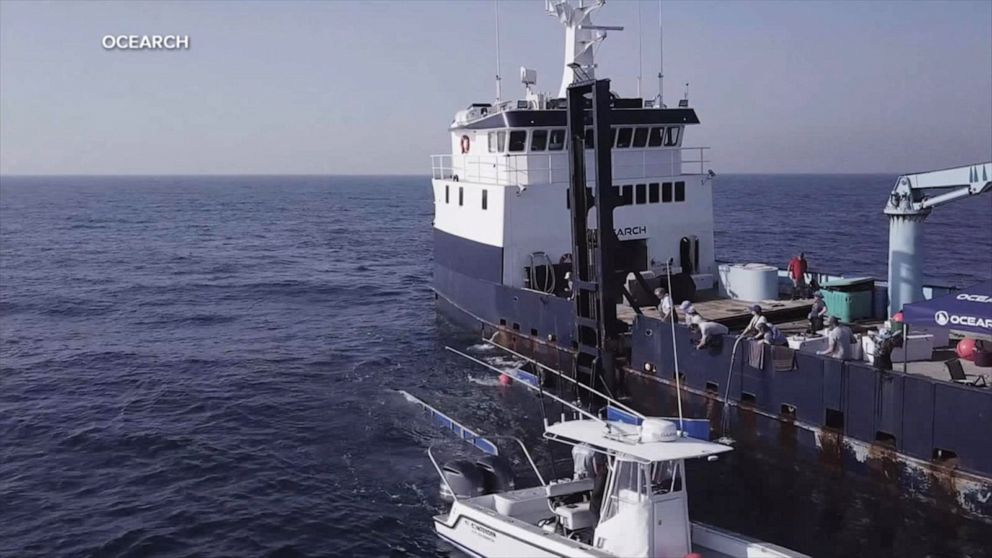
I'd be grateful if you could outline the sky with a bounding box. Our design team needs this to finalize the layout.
[0,0,990,175]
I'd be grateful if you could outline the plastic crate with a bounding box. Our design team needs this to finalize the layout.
[820,277,875,322]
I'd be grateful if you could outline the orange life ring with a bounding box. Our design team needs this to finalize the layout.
[460,135,470,154]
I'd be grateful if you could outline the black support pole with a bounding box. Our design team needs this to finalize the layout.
[566,79,622,399]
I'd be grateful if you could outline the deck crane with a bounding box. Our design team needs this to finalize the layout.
[885,162,992,315]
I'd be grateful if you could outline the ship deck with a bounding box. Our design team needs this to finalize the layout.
[899,350,991,383]
[617,295,813,331]
[617,296,992,385]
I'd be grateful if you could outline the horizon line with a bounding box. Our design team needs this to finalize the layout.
[0,171,904,178]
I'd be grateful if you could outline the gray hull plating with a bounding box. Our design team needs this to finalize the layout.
[432,232,992,520]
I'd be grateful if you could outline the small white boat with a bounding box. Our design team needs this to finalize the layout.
[429,413,807,558]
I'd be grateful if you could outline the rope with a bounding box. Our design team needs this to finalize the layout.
[534,363,560,480]
[666,261,685,434]
[719,335,746,440]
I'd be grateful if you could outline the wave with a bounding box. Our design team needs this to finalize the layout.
[132,313,239,327]
[467,374,504,387]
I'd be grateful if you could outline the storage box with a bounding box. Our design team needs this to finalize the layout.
[787,334,829,354]
[820,277,875,322]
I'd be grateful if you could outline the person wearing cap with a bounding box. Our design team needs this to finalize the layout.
[689,313,729,350]
[808,291,828,333]
[871,320,904,371]
[756,322,787,346]
[654,287,677,323]
[818,316,853,359]
[679,300,701,319]
[742,304,768,338]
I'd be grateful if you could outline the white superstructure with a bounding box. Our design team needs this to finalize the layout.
[430,0,716,297]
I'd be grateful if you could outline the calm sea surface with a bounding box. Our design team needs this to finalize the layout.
[1,175,990,557]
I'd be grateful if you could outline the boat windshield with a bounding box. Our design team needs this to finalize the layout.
[600,459,641,523]
[650,460,683,494]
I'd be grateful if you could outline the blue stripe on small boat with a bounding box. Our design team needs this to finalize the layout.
[606,406,711,440]
[402,390,499,455]
[607,406,642,425]
[510,368,540,387]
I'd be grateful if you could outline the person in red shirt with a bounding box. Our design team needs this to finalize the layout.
[787,252,809,299]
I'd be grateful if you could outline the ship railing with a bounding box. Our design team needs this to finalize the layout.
[431,147,710,187]
[431,155,456,180]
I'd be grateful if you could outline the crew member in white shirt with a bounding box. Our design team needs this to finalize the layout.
[817,316,854,359]
[689,313,729,350]
[654,287,677,322]
[742,304,768,338]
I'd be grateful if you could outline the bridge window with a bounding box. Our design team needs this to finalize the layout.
[482,189,488,210]
[632,127,648,148]
[664,126,681,147]
[508,130,527,152]
[458,186,464,206]
[548,129,566,151]
[584,128,595,149]
[531,129,548,151]
[675,181,685,202]
[488,130,506,153]
[620,184,633,206]
[616,127,633,148]
[648,182,659,203]
[648,126,665,147]
[662,182,672,202]
[635,183,646,204]
[445,185,449,204]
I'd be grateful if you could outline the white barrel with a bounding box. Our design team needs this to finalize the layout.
[718,263,778,301]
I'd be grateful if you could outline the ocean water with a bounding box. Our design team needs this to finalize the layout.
[1,175,990,558]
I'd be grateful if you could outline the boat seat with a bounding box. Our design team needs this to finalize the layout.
[492,487,550,524]
[545,477,594,498]
[554,501,597,531]
[946,358,988,386]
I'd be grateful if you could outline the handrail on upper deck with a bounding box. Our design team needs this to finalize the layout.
[431,146,710,186]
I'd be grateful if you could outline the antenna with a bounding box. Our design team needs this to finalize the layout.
[657,0,664,107]
[546,0,620,98]
[637,1,643,99]
[495,0,502,103]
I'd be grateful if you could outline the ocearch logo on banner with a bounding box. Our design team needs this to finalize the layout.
[957,293,992,303]
[935,311,950,325]
[934,310,992,330]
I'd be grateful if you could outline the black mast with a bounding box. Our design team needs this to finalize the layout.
[566,79,625,398]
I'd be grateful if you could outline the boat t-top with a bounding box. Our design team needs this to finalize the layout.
[409,362,808,558]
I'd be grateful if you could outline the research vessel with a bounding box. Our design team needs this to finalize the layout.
[429,0,992,520]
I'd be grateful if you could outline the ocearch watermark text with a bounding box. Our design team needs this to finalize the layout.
[102,35,190,50]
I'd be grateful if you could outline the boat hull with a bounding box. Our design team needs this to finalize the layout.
[434,502,605,558]
[434,503,807,558]
[433,272,992,521]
